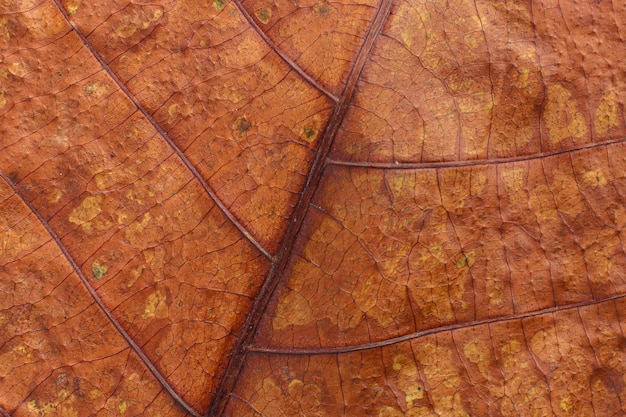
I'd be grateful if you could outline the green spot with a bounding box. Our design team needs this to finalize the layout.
[92,262,107,280]
[303,126,316,139]
[257,8,271,23]
[314,4,330,17]
[233,116,251,136]
[213,0,226,11]
[456,252,475,268]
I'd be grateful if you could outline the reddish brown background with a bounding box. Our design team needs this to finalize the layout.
[0,0,625,416]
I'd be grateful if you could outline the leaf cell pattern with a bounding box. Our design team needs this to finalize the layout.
[0,0,625,416]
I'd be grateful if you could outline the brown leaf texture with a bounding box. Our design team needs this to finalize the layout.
[0,0,625,416]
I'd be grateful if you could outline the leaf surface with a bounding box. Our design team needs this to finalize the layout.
[0,0,625,416]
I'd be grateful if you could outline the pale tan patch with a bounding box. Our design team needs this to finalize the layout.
[500,166,526,204]
[389,1,426,52]
[103,93,135,125]
[463,339,491,374]
[126,266,144,288]
[47,189,63,204]
[272,290,314,329]
[69,195,103,227]
[219,31,267,68]
[142,290,168,319]
[410,246,471,321]
[551,169,585,218]
[528,184,558,221]
[115,24,138,38]
[594,91,619,134]
[415,343,468,415]
[20,2,66,39]
[529,328,561,363]
[544,84,588,143]
[392,353,424,408]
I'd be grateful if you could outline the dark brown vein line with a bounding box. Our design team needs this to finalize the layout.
[249,292,626,355]
[51,0,272,261]
[0,406,10,417]
[0,172,201,417]
[229,0,339,103]
[328,136,626,170]
[207,0,394,414]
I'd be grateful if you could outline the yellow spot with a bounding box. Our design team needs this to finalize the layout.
[15,345,30,356]
[560,395,573,413]
[48,189,63,204]
[150,9,163,21]
[125,189,144,204]
[8,61,26,78]
[516,67,531,88]
[581,170,607,188]
[168,103,179,122]
[67,6,78,14]
[88,389,101,400]
[595,91,619,134]
[127,266,144,288]
[69,195,103,227]
[143,290,168,319]
[27,400,37,412]
[115,24,137,38]
[430,244,445,262]
[400,29,413,48]
[379,406,403,417]
[486,278,504,306]
[544,84,588,143]
[288,379,304,395]
[118,400,129,413]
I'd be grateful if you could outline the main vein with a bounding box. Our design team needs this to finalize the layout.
[207,0,395,414]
